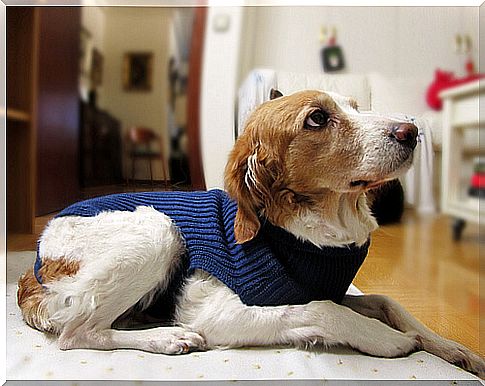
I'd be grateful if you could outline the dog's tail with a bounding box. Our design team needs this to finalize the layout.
[17,267,59,334]
[17,268,54,333]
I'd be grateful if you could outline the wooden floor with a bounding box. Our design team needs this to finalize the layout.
[7,207,483,356]
[354,210,483,356]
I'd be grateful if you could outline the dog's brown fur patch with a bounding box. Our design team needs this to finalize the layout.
[17,257,80,333]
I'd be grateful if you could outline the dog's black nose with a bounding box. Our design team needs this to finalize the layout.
[390,122,418,149]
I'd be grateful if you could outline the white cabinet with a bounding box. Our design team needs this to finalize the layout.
[440,80,484,239]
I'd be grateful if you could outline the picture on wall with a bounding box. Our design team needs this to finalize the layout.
[321,45,345,72]
[123,52,154,91]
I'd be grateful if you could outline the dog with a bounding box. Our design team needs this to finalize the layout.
[17,89,485,378]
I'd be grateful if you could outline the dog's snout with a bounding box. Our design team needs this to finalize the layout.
[389,122,418,149]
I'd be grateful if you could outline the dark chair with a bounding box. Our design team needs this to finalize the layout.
[125,126,168,188]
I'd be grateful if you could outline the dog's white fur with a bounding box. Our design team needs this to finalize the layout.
[19,90,485,377]
[285,194,376,247]
[36,207,183,340]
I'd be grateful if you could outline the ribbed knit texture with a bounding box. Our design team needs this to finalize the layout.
[36,189,370,306]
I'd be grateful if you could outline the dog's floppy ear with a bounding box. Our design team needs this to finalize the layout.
[225,136,261,244]
[269,88,283,100]
[233,202,260,244]
[225,134,278,244]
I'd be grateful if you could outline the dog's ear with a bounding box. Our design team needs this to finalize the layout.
[224,135,261,244]
[269,88,283,100]
[225,134,278,244]
[233,201,260,244]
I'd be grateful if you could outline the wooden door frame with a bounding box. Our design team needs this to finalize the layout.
[186,7,206,190]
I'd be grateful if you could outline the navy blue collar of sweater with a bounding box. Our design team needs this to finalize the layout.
[34,190,370,306]
[251,220,370,305]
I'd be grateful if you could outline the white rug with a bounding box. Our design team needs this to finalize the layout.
[6,251,480,383]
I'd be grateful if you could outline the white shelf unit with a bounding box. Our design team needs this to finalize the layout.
[440,80,484,239]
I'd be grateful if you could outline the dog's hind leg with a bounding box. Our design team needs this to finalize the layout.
[342,294,485,378]
[175,271,420,358]
[30,206,204,354]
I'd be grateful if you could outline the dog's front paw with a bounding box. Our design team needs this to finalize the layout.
[423,338,485,379]
[354,330,421,358]
[148,328,206,355]
[450,349,485,380]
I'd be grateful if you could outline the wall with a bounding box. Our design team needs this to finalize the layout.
[80,7,106,107]
[101,8,171,181]
[480,4,485,74]
[200,7,244,189]
[245,6,479,81]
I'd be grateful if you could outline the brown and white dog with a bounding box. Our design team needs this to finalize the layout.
[17,90,484,377]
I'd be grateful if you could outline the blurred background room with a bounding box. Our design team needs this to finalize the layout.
[5,4,484,367]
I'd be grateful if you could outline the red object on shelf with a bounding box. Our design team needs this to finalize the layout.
[426,69,485,110]
[470,173,485,189]
[465,57,475,76]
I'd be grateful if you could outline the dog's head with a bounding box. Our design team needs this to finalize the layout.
[225,89,417,244]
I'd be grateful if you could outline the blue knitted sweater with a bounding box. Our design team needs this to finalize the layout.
[35,189,370,306]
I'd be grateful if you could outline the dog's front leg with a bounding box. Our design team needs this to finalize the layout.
[342,294,485,377]
[176,273,419,358]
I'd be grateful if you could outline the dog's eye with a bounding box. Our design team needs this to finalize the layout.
[305,110,329,130]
